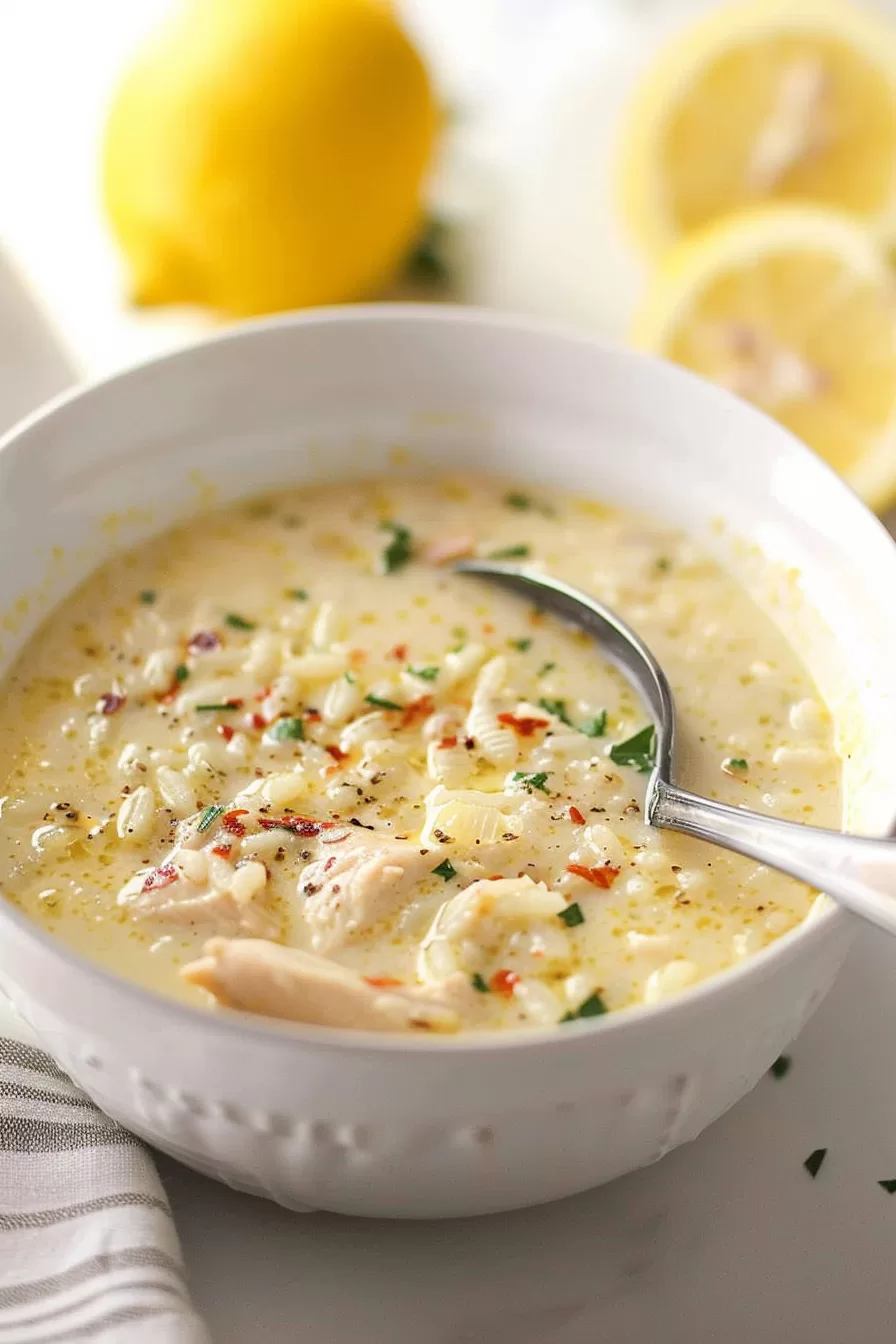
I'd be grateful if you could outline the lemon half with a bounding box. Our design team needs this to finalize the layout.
[620,0,896,254]
[632,204,896,510]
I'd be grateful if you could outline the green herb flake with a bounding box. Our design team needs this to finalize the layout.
[344,671,357,684]
[655,556,671,573]
[510,637,532,652]
[174,664,189,684]
[286,588,308,601]
[380,521,413,575]
[804,1148,827,1179]
[504,492,533,511]
[538,697,574,727]
[432,858,457,882]
[581,710,608,738]
[878,1179,896,1194]
[196,804,225,834]
[471,972,490,993]
[537,661,556,677]
[224,613,256,631]
[138,589,156,605]
[268,716,306,742]
[195,702,240,712]
[512,770,550,795]
[609,725,657,774]
[558,902,585,928]
[409,666,439,682]
[561,991,608,1022]
[488,544,531,560]
[365,693,403,711]
[770,1054,792,1080]
[724,756,749,773]
[404,216,451,287]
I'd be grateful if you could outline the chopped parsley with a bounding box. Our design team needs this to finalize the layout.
[196,702,240,712]
[510,637,532,652]
[561,991,607,1022]
[432,858,457,881]
[196,804,225,834]
[471,972,490,993]
[174,664,189,683]
[512,770,550,795]
[537,661,556,677]
[504,492,533,511]
[286,588,308,601]
[138,589,156,605]
[380,521,413,574]
[724,756,749,772]
[267,716,306,741]
[581,710,607,738]
[879,1179,896,1194]
[655,556,671,573]
[488,544,531,560]
[344,671,356,684]
[558,902,585,928]
[365,693,403,711]
[409,666,439,682]
[804,1148,827,1179]
[770,1054,791,1080]
[538,697,574,727]
[224,613,256,631]
[609,725,657,774]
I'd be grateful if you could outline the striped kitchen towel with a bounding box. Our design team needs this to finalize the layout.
[0,1037,208,1343]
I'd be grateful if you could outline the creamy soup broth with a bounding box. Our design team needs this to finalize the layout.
[0,476,840,1032]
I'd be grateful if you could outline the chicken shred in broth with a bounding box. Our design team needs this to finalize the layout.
[0,476,840,1033]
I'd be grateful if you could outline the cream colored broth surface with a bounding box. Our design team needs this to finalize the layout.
[0,477,839,1033]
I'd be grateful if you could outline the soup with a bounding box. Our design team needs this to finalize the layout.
[0,476,839,1033]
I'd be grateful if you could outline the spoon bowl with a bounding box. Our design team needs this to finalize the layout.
[458,559,896,938]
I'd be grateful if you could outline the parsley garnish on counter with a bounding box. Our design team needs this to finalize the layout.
[804,1148,827,1179]
[610,725,657,774]
[770,1054,791,1080]
[879,1180,896,1194]
[380,521,413,574]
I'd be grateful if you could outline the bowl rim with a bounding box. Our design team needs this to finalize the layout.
[0,300,891,1056]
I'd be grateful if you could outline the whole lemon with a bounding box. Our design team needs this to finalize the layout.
[102,0,438,316]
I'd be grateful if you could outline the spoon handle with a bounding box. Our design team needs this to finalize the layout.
[650,780,896,936]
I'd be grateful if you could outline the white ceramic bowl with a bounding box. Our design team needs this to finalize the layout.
[0,306,894,1219]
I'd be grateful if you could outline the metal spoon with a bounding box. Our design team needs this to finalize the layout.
[457,560,896,938]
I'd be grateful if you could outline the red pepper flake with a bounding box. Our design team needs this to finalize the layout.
[490,969,520,998]
[325,744,348,763]
[188,630,220,654]
[141,863,178,893]
[257,814,337,837]
[349,648,367,667]
[251,712,267,731]
[437,735,458,750]
[388,643,408,661]
[497,711,549,737]
[97,692,126,716]
[211,843,233,858]
[400,694,434,729]
[482,623,495,635]
[567,863,620,889]
[305,709,322,723]
[569,805,586,825]
[487,874,504,880]
[364,976,404,989]
[221,809,250,837]
[254,685,271,703]
[217,724,236,743]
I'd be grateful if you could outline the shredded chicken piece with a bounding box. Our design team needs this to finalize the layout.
[299,835,437,952]
[117,845,279,937]
[182,938,466,1032]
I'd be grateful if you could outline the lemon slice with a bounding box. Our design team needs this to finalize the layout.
[620,0,896,254]
[632,205,896,510]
